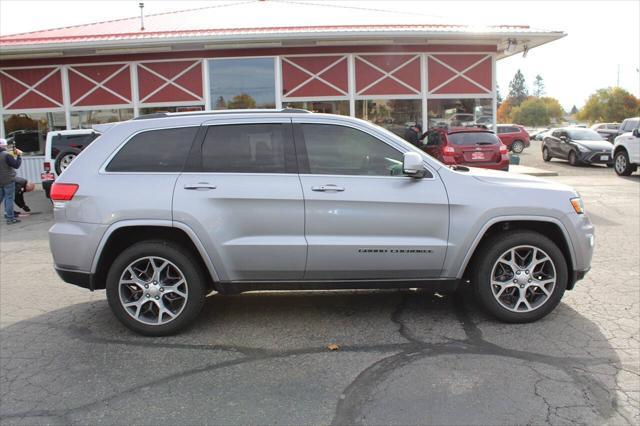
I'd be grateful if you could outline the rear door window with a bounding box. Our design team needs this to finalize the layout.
[106,127,198,172]
[200,124,293,173]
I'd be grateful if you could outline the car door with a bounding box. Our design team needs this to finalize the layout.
[293,118,449,280]
[548,130,564,157]
[173,118,306,281]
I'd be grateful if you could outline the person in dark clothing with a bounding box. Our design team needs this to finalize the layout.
[0,138,23,224]
[14,176,34,214]
[403,123,424,148]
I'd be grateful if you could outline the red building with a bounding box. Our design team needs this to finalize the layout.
[0,1,563,179]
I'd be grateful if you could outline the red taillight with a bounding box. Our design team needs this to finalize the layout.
[43,161,51,172]
[443,146,456,154]
[50,183,79,201]
[499,144,508,155]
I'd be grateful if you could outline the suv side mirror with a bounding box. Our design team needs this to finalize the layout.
[633,128,639,138]
[403,152,425,178]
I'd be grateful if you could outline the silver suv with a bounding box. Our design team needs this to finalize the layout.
[49,110,594,336]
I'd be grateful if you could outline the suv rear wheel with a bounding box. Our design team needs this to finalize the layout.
[472,231,567,323]
[106,241,206,336]
[511,140,525,154]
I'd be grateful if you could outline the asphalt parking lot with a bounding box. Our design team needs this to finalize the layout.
[1,141,638,425]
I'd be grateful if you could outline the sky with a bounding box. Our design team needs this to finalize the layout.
[1,0,639,111]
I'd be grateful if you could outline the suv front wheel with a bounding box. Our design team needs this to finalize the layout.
[472,231,567,323]
[106,241,206,336]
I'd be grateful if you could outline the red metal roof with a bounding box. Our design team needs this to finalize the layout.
[0,0,553,47]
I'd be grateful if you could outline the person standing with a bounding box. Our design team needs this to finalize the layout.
[0,138,23,224]
[403,123,424,148]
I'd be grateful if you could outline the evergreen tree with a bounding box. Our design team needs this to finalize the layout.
[570,105,578,115]
[508,70,529,106]
[533,74,545,97]
[496,84,503,104]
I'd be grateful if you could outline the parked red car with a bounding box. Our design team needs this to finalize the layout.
[422,127,510,171]
[495,124,530,153]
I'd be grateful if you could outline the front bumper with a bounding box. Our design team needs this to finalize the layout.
[579,151,613,164]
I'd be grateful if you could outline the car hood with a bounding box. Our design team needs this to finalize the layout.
[466,167,576,193]
[572,139,612,150]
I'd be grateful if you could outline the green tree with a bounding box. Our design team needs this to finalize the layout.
[533,74,545,97]
[508,69,529,106]
[227,93,257,109]
[540,97,564,123]
[577,87,640,123]
[510,97,551,126]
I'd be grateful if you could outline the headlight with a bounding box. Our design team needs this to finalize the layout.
[576,144,590,152]
[570,197,585,214]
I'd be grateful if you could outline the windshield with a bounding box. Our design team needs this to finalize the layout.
[448,132,499,146]
[567,129,603,140]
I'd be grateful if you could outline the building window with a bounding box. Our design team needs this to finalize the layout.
[209,58,276,109]
[427,99,493,128]
[3,112,65,155]
[355,99,422,138]
[139,106,204,115]
[282,101,349,115]
[71,108,134,129]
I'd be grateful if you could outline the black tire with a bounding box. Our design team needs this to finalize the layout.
[55,151,77,175]
[542,147,552,162]
[568,150,579,166]
[511,140,525,154]
[614,149,635,176]
[106,241,207,336]
[471,230,568,323]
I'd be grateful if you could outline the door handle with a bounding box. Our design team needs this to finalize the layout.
[311,184,345,192]
[184,182,217,190]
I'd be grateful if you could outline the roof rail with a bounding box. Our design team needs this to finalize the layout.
[133,108,312,120]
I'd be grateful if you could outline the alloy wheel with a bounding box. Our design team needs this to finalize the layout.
[490,245,556,313]
[615,153,627,175]
[118,256,189,325]
[512,141,524,154]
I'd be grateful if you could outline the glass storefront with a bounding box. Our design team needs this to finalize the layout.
[140,105,204,115]
[282,100,349,115]
[427,98,493,129]
[209,58,276,109]
[355,99,422,137]
[3,112,65,155]
[71,108,134,129]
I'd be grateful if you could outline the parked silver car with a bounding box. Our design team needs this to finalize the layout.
[49,110,594,335]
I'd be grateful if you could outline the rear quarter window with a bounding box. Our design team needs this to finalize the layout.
[106,127,199,172]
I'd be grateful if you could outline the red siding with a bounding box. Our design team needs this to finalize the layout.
[0,67,63,109]
[355,54,420,95]
[68,63,131,106]
[428,54,492,94]
[282,56,348,97]
[137,60,203,103]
